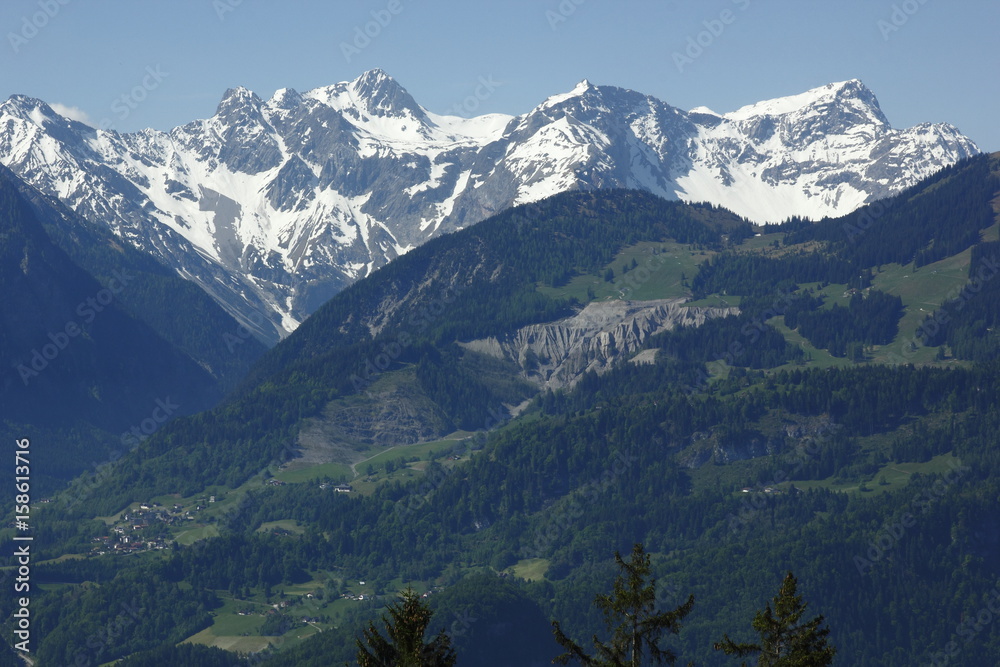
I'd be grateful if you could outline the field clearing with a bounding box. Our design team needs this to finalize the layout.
[737,232,785,251]
[174,524,219,545]
[275,461,352,484]
[182,626,273,653]
[768,320,852,370]
[257,520,305,535]
[361,436,469,469]
[684,294,742,308]
[871,250,975,364]
[508,558,550,581]
[538,241,712,303]
[777,453,962,495]
[181,593,329,656]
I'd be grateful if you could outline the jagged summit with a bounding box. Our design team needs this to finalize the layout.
[348,68,425,119]
[562,78,598,97]
[298,68,428,126]
[0,73,979,342]
[537,78,628,111]
[216,86,262,110]
[726,79,890,128]
[214,87,269,129]
[267,87,303,109]
[4,93,41,110]
[2,95,56,123]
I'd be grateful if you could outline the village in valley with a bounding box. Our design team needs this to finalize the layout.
[88,477,357,556]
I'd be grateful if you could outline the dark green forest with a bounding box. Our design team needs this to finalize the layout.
[3,155,1000,664]
[0,166,251,495]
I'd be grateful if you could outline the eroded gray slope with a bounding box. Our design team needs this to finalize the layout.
[464,298,738,390]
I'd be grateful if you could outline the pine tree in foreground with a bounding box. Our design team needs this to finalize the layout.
[551,543,695,666]
[355,588,456,667]
[714,572,836,666]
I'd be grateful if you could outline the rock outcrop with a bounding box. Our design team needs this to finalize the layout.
[463,298,737,389]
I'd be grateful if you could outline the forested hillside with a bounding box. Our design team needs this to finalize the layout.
[64,190,751,512]
[5,154,1000,665]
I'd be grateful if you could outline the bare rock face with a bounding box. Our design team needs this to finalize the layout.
[463,298,738,389]
[294,371,454,465]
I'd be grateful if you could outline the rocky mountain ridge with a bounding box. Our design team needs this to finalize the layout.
[0,71,978,342]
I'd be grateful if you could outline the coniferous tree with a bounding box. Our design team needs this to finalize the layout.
[714,572,836,666]
[552,543,695,666]
[355,588,456,667]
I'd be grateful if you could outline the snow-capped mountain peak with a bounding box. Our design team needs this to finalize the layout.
[348,68,425,119]
[214,86,270,132]
[267,87,304,110]
[726,79,883,121]
[0,74,979,342]
[540,79,598,108]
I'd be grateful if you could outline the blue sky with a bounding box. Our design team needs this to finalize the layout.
[1,0,997,150]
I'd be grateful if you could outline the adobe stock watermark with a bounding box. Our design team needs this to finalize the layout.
[842,198,889,245]
[395,458,459,519]
[446,609,478,641]
[444,76,502,118]
[62,451,120,511]
[673,0,752,73]
[59,396,180,511]
[7,0,71,54]
[885,254,1000,365]
[340,0,405,63]
[521,446,638,559]
[349,285,465,394]
[727,421,842,536]
[546,0,587,31]
[878,0,932,41]
[655,579,690,614]
[213,0,244,21]
[395,405,508,518]
[922,579,1000,667]
[120,396,181,448]
[223,308,267,352]
[98,65,169,131]
[853,458,970,576]
[14,269,134,386]
[684,286,796,394]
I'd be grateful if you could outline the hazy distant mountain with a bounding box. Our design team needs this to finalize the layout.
[0,71,978,342]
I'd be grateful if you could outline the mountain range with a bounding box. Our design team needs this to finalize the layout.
[0,71,979,343]
[1,66,998,665]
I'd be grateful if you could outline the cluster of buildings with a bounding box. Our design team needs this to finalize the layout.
[89,502,196,555]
